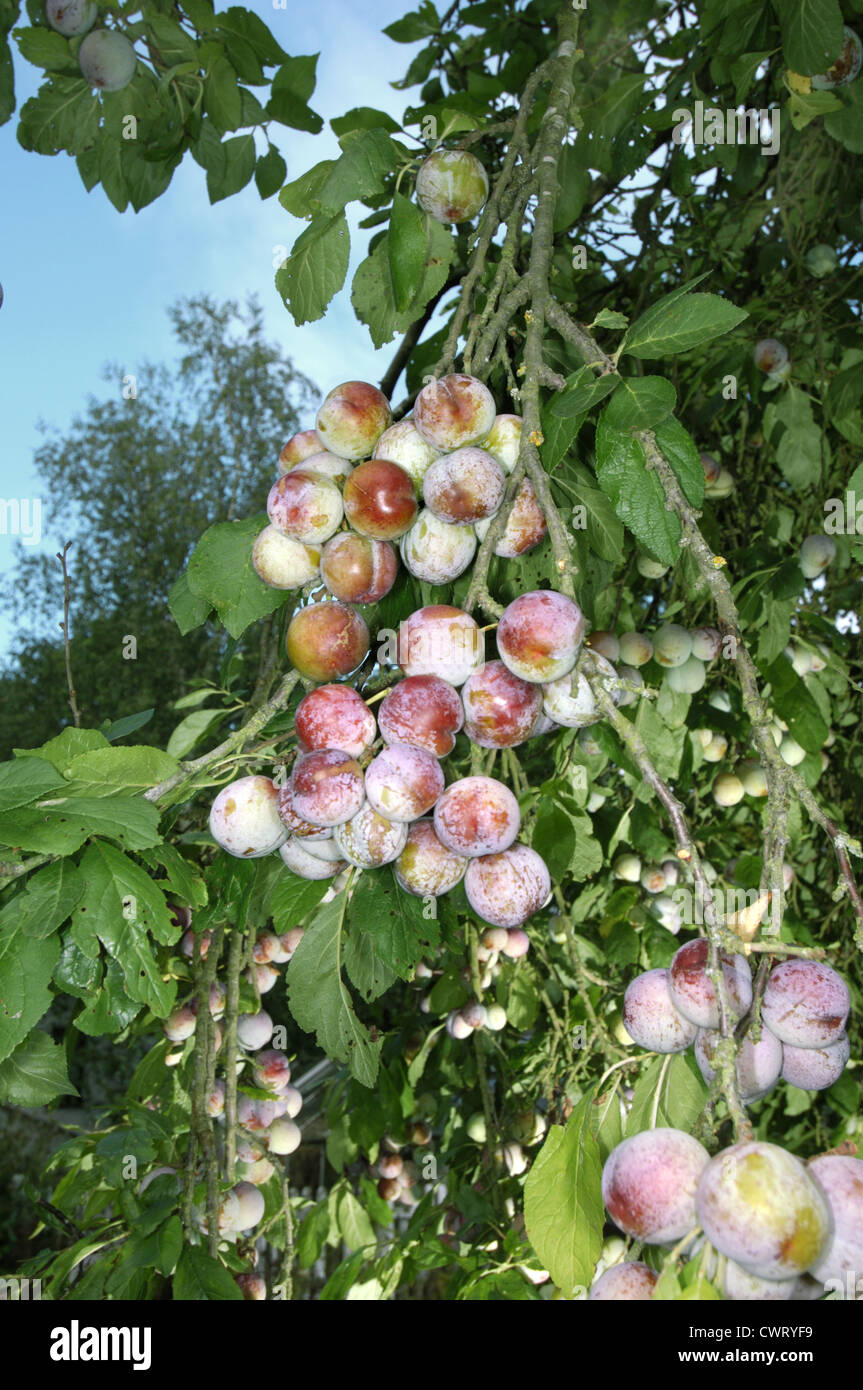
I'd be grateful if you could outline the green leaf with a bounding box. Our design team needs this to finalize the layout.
[276,213,350,326]
[531,804,576,880]
[297,1201,331,1268]
[824,77,863,152]
[207,133,255,202]
[166,708,227,759]
[0,859,84,939]
[74,957,143,1036]
[603,376,676,432]
[103,709,155,742]
[0,796,163,855]
[214,7,287,66]
[65,745,179,796]
[775,0,845,74]
[787,85,843,129]
[523,1095,604,1297]
[351,219,453,347]
[343,926,397,1003]
[268,55,322,132]
[254,145,286,199]
[336,1187,375,1251]
[623,291,747,360]
[547,365,619,419]
[315,128,398,215]
[268,870,331,932]
[388,192,426,312]
[348,869,440,980]
[626,1054,708,1134]
[205,53,243,132]
[0,1031,77,1107]
[0,756,66,812]
[331,106,401,136]
[186,515,291,638]
[764,386,823,490]
[0,929,60,1065]
[594,415,681,566]
[142,843,208,910]
[383,4,440,42]
[278,158,337,217]
[167,570,213,635]
[14,26,77,72]
[653,416,705,507]
[286,892,382,1087]
[23,728,109,774]
[17,75,99,156]
[71,842,178,1015]
[173,1245,244,1300]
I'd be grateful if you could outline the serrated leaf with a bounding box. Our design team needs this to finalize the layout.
[186,515,291,638]
[775,0,845,75]
[523,1095,604,1297]
[0,859,84,939]
[603,376,676,432]
[0,1031,77,1106]
[167,570,213,635]
[268,870,331,932]
[286,891,382,1086]
[652,416,705,507]
[0,929,60,1064]
[0,756,66,813]
[623,291,747,360]
[65,745,179,796]
[173,1245,244,1300]
[388,192,426,312]
[166,707,227,759]
[547,364,619,419]
[594,415,681,565]
[348,869,440,980]
[276,213,350,326]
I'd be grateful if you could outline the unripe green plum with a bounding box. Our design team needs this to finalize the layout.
[267,1116,301,1155]
[805,243,838,277]
[653,623,692,668]
[280,1085,303,1119]
[295,683,376,759]
[279,835,344,879]
[278,428,322,473]
[705,467,736,499]
[333,804,408,866]
[237,1010,273,1051]
[511,1109,547,1146]
[320,531,397,603]
[589,1262,658,1301]
[398,604,484,685]
[395,818,467,895]
[799,533,836,578]
[415,149,489,223]
[464,845,550,927]
[696,1141,831,1280]
[433,775,520,856]
[315,380,392,460]
[343,458,418,539]
[778,734,806,766]
[709,689,732,712]
[481,413,522,473]
[808,1154,863,1285]
[781,1034,849,1091]
[286,601,370,682]
[209,775,287,858]
[713,772,745,806]
[701,732,728,763]
[78,29,137,91]
[541,652,618,728]
[474,477,547,557]
[811,25,862,88]
[374,418,441,488]
[252,525,320,590]
[651,893,683,935]
[762,959,849,1048]
[602,1128,710,1243]
[636,553,668,579]
[738,758,768,797]
[699,451,720,485]
[46,0,96,36]
[613,852,642,883]
[414,373,496,451]
[364,743,443,822]
[665,654,706,694]
[586,630,620,663]
[754,338,790,374]
[615,663,643,709]
[290,748,365,827]
[484,1002,508,1030]
[267,469,343,546]
[622,968,697,1053]
[466,1112,487,1142]
[694,1026,783,1103]
[640,865,667,894]
[669,938,752,1029]
[462,659,542,748]
[379,674,464,756]
[498,590,585,683]
[618,631,653,667]
[400,509,476,582]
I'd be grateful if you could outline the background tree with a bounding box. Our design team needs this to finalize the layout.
[0,295,316,757]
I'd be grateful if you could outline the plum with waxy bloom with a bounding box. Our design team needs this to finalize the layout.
[497,590,584,683]
[378,675,463,757]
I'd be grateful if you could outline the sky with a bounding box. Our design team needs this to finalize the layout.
[0,0,423,655]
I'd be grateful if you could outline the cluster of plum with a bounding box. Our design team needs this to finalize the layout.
[591,1126,863,1301]
[252,372,546,629]
[373,1121,434,1206]
[623,939,852,1099]
[46,1,138,91]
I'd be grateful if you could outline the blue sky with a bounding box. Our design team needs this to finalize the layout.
[0,0,422,654]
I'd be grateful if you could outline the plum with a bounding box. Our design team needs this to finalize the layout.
[602,1128,710,1244]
